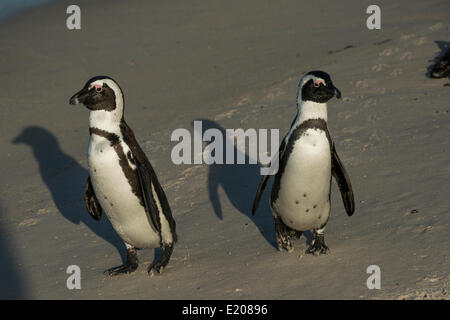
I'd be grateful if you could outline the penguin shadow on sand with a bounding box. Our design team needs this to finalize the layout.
[195,119,279,249]
[0,202,27,299]
[12,126,127,265]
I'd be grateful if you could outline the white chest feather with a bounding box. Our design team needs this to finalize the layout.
[87,134,160,248]
[272,128,332,231]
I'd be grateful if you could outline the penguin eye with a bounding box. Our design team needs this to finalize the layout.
[95,87,103,93]
[313,79,325,88]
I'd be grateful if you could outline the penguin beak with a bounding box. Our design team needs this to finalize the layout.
[323,84,342,99]
[69,87,90,105]
[334,86,342,99]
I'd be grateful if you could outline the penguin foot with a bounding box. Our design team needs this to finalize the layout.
[148,243,174,275]
[104,247,139,276]
[306,232,329,256]
[289,230,303,239]
[277,236,293,252]
[274,217,294,252]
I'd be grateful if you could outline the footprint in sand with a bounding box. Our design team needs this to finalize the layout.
[362,98,377,108]
[379,47,400,56]
[354,79,376,88]
[371,64,388,72]
[342,126,364,134]
[18,218,39,228]
[369,130,382,142]
[214,108,238,120]
[340,138,360,149]
[412,37,426,46]
[366,114,381,124]
[338,109,360,120]
[37,208,50,215]
[399,52,413,61]
[390,68,403,76]
[342,97,354,102]
[400,33,416,41]
[428,22,443,32]
[338,111,351,120]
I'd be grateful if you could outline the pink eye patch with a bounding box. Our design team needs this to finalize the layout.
[89,83,103,91]
[314,79,326,87]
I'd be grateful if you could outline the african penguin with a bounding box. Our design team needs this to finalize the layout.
[252,71,355,255]
[69,76,177,276]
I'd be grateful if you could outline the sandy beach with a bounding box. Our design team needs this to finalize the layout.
[0,0,449,299]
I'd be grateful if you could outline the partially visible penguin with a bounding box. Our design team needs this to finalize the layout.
[69,76,177,276]
[252,71,355,255]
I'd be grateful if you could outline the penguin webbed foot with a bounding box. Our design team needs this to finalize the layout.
[148,243,174,276]
[289,229,303,239]
[104,247,139,276]
[274,218,294,253]
[306,231,329,256]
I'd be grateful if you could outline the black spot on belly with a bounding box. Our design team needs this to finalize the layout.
[103,196,108,200]
[270,118,332,205]
[313,204,317,208]
[295,200,299,204]
[303,193,307,197]
[110,202,114,207]
[318,215,322,219]
[306,209,310,213]
[89,125,143,207]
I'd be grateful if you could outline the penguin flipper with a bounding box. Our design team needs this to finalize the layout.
[121,121,177,243]
[84,176,103,221]
[331,145,355,216]
[252,137,287,215]
[135,159,163,235]
[252,175,270,215]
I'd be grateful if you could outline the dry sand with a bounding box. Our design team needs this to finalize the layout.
[0,0,449,299]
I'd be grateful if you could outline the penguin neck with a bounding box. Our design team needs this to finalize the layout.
[296,100,328,124]
[89,108,123,134]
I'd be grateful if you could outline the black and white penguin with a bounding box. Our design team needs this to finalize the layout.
[252,71,354,255]
[69,76,177,276]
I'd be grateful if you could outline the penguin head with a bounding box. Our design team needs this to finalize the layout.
[297,71,341,104]
[69,76,124,114]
